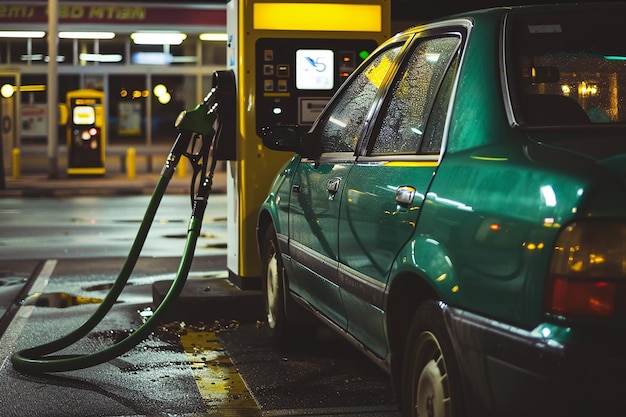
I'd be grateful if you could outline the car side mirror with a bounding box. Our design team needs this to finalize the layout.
[261,124,300,151]
[261,124,320,158]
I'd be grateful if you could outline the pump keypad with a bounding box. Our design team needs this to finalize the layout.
[255,38,378,136]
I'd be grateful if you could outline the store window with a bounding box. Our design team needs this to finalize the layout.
[201,41,227,66]
[1,38,48,64]
[151,75,190,144]
[17,74,80,145]
[96,38,126,65]
[58,38,74,64]
[1,33,226,148]
[109,75,146,145]
[58,37,125,66]
[19,74,48,145]
[130,39,197,66]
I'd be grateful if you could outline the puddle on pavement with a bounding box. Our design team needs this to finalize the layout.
[23,292,104,308]
[114,219,186,224]
[199,242,228,249]
[89,329,139,345]
[70,218,98,224]
[71,218,190,224]
[164,232,227,249]
[164,232,219,239]
[84,282,118,291]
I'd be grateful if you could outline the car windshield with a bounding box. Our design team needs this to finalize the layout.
[507,7,626,127]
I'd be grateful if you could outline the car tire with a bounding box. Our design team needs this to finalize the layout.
[261,224,315,349]
[401,300,464,417]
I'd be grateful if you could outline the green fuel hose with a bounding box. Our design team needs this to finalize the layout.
[11,105,216,374]
[11,158,212,373]
[10,70,232,374]
[10,173,169,372]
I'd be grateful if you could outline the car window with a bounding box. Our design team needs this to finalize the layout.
[421,52,460,154]
[508,10,626,126]
[371,35,461,155]
[316,44,403,153]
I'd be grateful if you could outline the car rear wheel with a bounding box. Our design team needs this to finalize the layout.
[402,300,464,417]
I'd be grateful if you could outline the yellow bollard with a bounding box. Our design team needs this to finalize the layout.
[177,157,187,178]
[126,148,136,179]
[12,148,20,179]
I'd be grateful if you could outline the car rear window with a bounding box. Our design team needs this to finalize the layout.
[507,7,626,127]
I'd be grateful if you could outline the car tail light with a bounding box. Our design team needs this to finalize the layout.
[546,220,626,318]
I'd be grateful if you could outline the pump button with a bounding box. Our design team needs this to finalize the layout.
[277,64,290,77]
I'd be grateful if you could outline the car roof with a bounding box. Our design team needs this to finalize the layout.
[398,2,626,35]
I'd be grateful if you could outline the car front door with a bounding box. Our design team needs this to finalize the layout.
[338,33,463,358]
[288,43,406,328]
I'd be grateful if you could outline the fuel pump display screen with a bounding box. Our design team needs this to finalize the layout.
[73,106,96,125]
[255,38,378,136]
[295,49,334,90]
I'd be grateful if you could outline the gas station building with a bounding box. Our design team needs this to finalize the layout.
[0,1,228,156]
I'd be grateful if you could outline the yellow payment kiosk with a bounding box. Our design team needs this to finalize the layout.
[226,0,390,288]
[65,89,106,176]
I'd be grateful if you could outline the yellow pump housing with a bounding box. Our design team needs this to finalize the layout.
[225,0,391,288]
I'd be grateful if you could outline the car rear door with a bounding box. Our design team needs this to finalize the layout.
[287,42,407,329]
[338,31,464,358]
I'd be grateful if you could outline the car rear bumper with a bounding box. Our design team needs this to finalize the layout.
[443,304,626,417]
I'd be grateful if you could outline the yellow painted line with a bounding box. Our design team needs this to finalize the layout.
[180,330,261,416]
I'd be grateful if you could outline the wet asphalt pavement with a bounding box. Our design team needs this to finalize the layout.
[0,256,399,417]
[0,194,400,416]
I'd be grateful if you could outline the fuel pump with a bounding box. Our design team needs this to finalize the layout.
[226,0,391,289]
[65,89,106,176]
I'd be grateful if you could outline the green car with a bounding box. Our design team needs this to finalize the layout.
[257,4,626,416]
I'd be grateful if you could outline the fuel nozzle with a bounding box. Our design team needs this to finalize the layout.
[164,85,219,178]
[174,87,219,137]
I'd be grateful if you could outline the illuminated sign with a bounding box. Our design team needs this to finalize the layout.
[253,3,382,32]
[0,4,226,26]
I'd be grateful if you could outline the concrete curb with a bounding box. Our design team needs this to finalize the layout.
[152,277,264,324]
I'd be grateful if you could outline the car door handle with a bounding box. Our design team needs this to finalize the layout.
[327,178,341,194]
[396,185,416,206]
